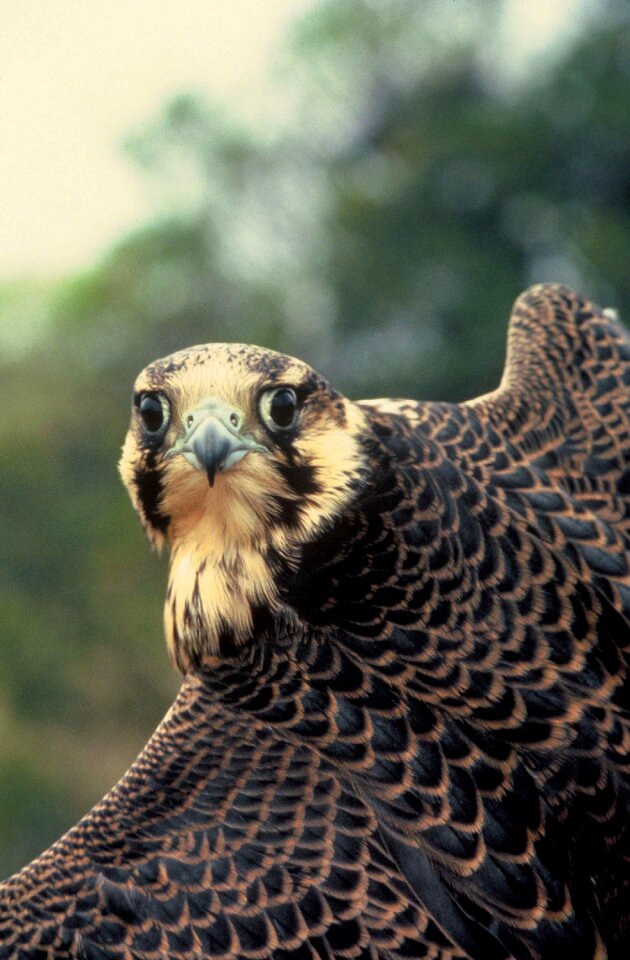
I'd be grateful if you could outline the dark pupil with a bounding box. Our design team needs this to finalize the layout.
[270,389,297,428]
[140,394,164,433]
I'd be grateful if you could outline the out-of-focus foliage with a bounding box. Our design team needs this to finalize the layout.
[1,0,629,877]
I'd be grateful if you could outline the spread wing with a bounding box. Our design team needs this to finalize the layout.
[469,283,630,543]
[3,285,630,960]
[277,283,630,957]
[0,678,465,960]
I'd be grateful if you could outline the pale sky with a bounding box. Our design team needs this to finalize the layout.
[0,0,591,279]
[0,0,312,278]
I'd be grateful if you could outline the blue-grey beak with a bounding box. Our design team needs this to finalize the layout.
[168,401,267,486]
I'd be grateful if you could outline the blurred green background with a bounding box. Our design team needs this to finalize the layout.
[2,0,630,878]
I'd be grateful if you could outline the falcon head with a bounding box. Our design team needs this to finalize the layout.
[120,343,369,670]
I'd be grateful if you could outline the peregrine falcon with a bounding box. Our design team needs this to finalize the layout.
[1,284,629,959]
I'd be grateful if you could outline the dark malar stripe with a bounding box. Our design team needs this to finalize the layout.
[277,461,321,497]
[134,455,170,533]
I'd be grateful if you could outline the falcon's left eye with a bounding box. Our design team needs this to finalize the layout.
[138,392,171,436]
[259,387,299,431]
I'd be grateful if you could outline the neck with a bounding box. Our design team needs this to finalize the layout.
[164,489,300,671]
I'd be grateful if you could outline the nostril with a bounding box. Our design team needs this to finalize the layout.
[186,414,194,427]
[230,413,239,428]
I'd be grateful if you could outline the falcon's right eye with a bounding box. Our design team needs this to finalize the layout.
[138,392,170,436]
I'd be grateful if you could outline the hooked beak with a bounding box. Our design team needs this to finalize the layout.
[167,401,267,486]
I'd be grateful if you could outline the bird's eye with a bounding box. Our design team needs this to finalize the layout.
[259,387,299,431]
[139,392,170,435]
